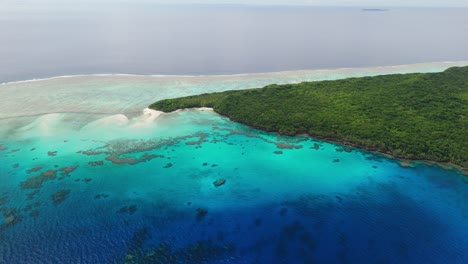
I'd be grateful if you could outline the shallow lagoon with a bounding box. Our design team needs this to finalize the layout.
[0,64,467,263]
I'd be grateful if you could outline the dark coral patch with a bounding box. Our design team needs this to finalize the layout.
[118,205,138,215]
[94,193,109,199]
[47,151,57,156]
[51,189,71,205]
[335,195,343,203]
[163,163,173,168]
[106,153,162,165]
[333,158,340,163]
[88,161,104,166]
[0,208,23,230]
[83,178,92,183]
[343,146,353,152]
[20,170,57,189]
[274,151,283,155]
[106,155,136,165]
[213,178,226,187]
[26,190,40,200]
[399,161,415,168]
[60,166,78,175]
[276,143,303,150]
[26,166,42,174]
[29,210,40,218]
[0,196,8,206]
[121,229,235,264]
[312,143,320,150]
[23,204,33,212]
[196,208,208,221]
[12,163,19,169]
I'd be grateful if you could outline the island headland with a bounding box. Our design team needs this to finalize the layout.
[150,66,468,173]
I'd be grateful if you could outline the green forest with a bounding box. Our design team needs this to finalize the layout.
[150,66,468,169]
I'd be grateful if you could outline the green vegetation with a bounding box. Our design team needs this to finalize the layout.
[150,67,468,169]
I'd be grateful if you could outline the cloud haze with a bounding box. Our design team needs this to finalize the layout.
[2,0,468,7]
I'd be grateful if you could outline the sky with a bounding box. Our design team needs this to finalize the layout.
[149,0,468,7]
[2,0,468,7]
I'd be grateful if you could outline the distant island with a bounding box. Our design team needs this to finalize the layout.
[150,67,468,171]
[362,9,389,11]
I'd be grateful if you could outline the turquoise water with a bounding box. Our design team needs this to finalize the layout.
[0,64,467,263]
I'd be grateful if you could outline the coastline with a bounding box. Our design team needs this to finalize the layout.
[210,109,468,175]
[149,67,468,174]
[2,62,466,174]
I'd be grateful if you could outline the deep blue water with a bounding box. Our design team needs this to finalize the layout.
[0,110,467,263]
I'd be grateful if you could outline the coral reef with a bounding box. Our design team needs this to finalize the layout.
[94,193,109,199]
[196,208,208,221]
[276,143,303,149]
[26,190,40,200]
[120,227,235,264]
[0,208,23,230]
[213,178,226,187]
[59,166,78,175]
[118,205,138,215]
[26,166,42,174]
[51,189,71,205]
[79,134,209,166]
[399,161,415,168]
[20,169,57,189]
[88,161,104,166]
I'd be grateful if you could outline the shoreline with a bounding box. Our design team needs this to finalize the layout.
[211,109,468,175]
[149,67,468,174]
[2,60,468,86]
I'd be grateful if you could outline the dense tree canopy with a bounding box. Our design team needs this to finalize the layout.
[150,66,468,169]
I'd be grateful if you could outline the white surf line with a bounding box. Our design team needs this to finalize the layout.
[2,61,468,86]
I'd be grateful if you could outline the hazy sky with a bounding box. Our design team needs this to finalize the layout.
[3,0,468,7]
[149,0,468,7]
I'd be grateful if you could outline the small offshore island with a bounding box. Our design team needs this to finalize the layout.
[151,66,468,172]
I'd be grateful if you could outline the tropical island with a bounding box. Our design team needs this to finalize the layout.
[150,66,468,171]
